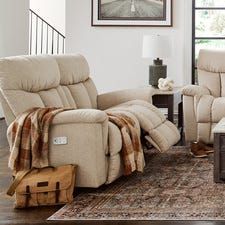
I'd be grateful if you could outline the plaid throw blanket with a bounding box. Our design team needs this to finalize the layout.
[8,107,70,172]
[107,112,145,175]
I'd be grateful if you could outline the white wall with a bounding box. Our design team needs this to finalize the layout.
[66,0,193,93]
[30,0,65,35]
[0,0,29,117]
[0,0,29,58]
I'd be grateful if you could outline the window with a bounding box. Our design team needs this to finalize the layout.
[192,0,225,84]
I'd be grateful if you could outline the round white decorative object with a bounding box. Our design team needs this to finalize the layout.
[158,78,174,91]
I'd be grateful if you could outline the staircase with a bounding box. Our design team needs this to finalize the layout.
[29,9,65,55]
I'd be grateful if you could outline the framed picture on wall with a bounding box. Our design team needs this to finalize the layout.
[92,0,173,27]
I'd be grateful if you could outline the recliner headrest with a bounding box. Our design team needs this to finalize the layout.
[198,49,225,73]
[0,54,90,92]
[54,54,90,85]
[0,55,60,92]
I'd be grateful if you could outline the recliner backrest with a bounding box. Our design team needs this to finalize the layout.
[0,54,98,125]
[198,49,225,97]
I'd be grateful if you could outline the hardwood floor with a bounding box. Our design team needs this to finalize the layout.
[1,119,225,225]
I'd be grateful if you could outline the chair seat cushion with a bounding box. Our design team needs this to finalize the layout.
[197,95,225,123]
[196,95,225,143]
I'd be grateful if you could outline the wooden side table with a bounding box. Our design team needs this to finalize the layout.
[152,87,183,130]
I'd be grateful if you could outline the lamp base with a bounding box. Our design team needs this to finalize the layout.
[149,59,167,87]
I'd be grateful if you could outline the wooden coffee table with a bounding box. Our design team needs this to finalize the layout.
[213,118,225,183]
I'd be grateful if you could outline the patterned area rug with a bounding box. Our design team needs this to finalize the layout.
[48,147,225,221]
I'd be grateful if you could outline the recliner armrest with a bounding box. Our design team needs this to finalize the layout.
[182,85,210,97]
[97,87,155,110]
[49,109,109,187]
[52,109,108,125]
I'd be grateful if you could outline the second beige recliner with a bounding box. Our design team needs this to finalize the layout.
[183,49,225,144]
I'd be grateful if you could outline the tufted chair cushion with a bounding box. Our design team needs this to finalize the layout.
[198,49,225,97]
[0,54,98,125]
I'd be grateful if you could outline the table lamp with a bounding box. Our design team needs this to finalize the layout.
[142,35,172,87]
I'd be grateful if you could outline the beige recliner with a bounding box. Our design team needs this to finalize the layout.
[183,49,225,144]
[0,54,179,188]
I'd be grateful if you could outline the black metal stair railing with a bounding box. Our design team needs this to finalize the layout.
[29,9,65,55]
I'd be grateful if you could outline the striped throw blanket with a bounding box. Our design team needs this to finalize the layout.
[8,107,71,172]
[107,112,145,175]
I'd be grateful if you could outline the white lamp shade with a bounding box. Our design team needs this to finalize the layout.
[142,35,172,59]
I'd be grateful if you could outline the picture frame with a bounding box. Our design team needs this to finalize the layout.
[92,0,173,27]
